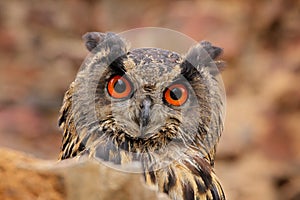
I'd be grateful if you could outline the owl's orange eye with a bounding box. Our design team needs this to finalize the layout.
[164,83,188,106]
[107,75,133,99]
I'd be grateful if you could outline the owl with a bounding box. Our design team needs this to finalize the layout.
[59,32,226,200]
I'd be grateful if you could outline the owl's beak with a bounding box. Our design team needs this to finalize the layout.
[139,96,152,135]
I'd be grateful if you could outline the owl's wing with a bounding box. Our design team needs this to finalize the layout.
[58,82,86,159]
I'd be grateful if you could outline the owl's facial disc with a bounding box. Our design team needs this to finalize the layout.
[106,57,188,139]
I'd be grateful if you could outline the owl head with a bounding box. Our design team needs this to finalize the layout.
[59,32,225,170]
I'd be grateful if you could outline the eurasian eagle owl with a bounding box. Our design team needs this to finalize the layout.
[59,32,226,200]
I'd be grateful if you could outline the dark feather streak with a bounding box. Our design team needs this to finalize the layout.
[182,182,195,200]
[163,167,177,194]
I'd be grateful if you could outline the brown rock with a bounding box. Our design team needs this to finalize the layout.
[0,148,169,200]
[0,148,65,200]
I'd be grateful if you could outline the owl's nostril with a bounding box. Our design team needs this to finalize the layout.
[140,96,152,130]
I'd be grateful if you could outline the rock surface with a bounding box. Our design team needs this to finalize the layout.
[0,148,169,200]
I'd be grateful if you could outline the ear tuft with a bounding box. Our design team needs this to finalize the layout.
[82,32,128,61]
[183,41,225,74]
[82,32,106,52]
[199,41,223,60]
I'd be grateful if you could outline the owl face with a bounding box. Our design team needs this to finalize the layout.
[68,32,225,166]
[97,48,199,140]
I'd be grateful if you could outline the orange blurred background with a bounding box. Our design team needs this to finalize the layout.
[0,0,299,199]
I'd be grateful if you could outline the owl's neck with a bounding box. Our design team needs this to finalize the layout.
[89,133,225,199]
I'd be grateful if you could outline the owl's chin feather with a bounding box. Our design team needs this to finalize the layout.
[85,117,186,165]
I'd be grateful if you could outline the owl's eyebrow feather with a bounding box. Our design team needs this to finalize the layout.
[108,56,127,74]
[179,61,201,81]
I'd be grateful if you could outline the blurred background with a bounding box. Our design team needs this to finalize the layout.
[0,0,299,199]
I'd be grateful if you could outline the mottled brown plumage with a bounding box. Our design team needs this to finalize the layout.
[59,32,226,200]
